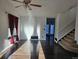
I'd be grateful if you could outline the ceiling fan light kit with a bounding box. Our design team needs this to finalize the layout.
[12,0,42,10]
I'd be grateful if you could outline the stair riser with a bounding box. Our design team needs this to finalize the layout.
[58,29,78,53]
[61,40,73,47]
[64,38,74,43]
[59,42,78,53]
[67,35,74,39]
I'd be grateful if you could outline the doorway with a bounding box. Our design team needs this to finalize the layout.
[45,18,55,47]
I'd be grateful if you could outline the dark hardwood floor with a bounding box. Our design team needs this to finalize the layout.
[0,40,78,59]
[40,40,78,59]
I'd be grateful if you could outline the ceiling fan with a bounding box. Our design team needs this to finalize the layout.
[12,0,42,10]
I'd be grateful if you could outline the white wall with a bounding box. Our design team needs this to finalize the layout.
[20,15,46,40]
[55,6,77,41]
[35,16,46,40]
[20,16,34,40]
[0,0,19,40]
[0,0,20,52]
[0,11,8,39]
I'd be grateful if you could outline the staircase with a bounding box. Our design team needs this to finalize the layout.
[58,29,78,53]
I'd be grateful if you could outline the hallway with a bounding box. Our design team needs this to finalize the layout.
[1,40,77,59]
[0,0,78,59]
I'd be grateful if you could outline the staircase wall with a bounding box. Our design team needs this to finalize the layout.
[55,7,77,42]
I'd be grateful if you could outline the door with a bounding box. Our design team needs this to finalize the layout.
[45,18,55,47]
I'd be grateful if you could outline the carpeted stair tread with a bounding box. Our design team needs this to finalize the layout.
[58,29,77,53]
[61,39,76,48]
[67,35,74,39]
[64,37,75,43]
[59,39,78,53]
[69,32,74,36]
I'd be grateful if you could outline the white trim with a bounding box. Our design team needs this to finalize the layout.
[0,44,13,55]
[56,20,75,42]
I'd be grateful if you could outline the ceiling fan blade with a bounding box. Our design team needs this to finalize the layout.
[30,4,42,7]
[15,5,24,8]
[12,0,23,3]
[24,0,31,4]
[27,5,32,10]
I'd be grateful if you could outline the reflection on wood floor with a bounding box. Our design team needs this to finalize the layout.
[0,40,78,59]
[8,40,45,59]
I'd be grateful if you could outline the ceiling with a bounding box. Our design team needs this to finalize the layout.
[9,0,77,17]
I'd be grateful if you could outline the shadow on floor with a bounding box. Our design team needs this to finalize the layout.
[30,40,39,59]
[0,40,78,59]
[40,40,78,59]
